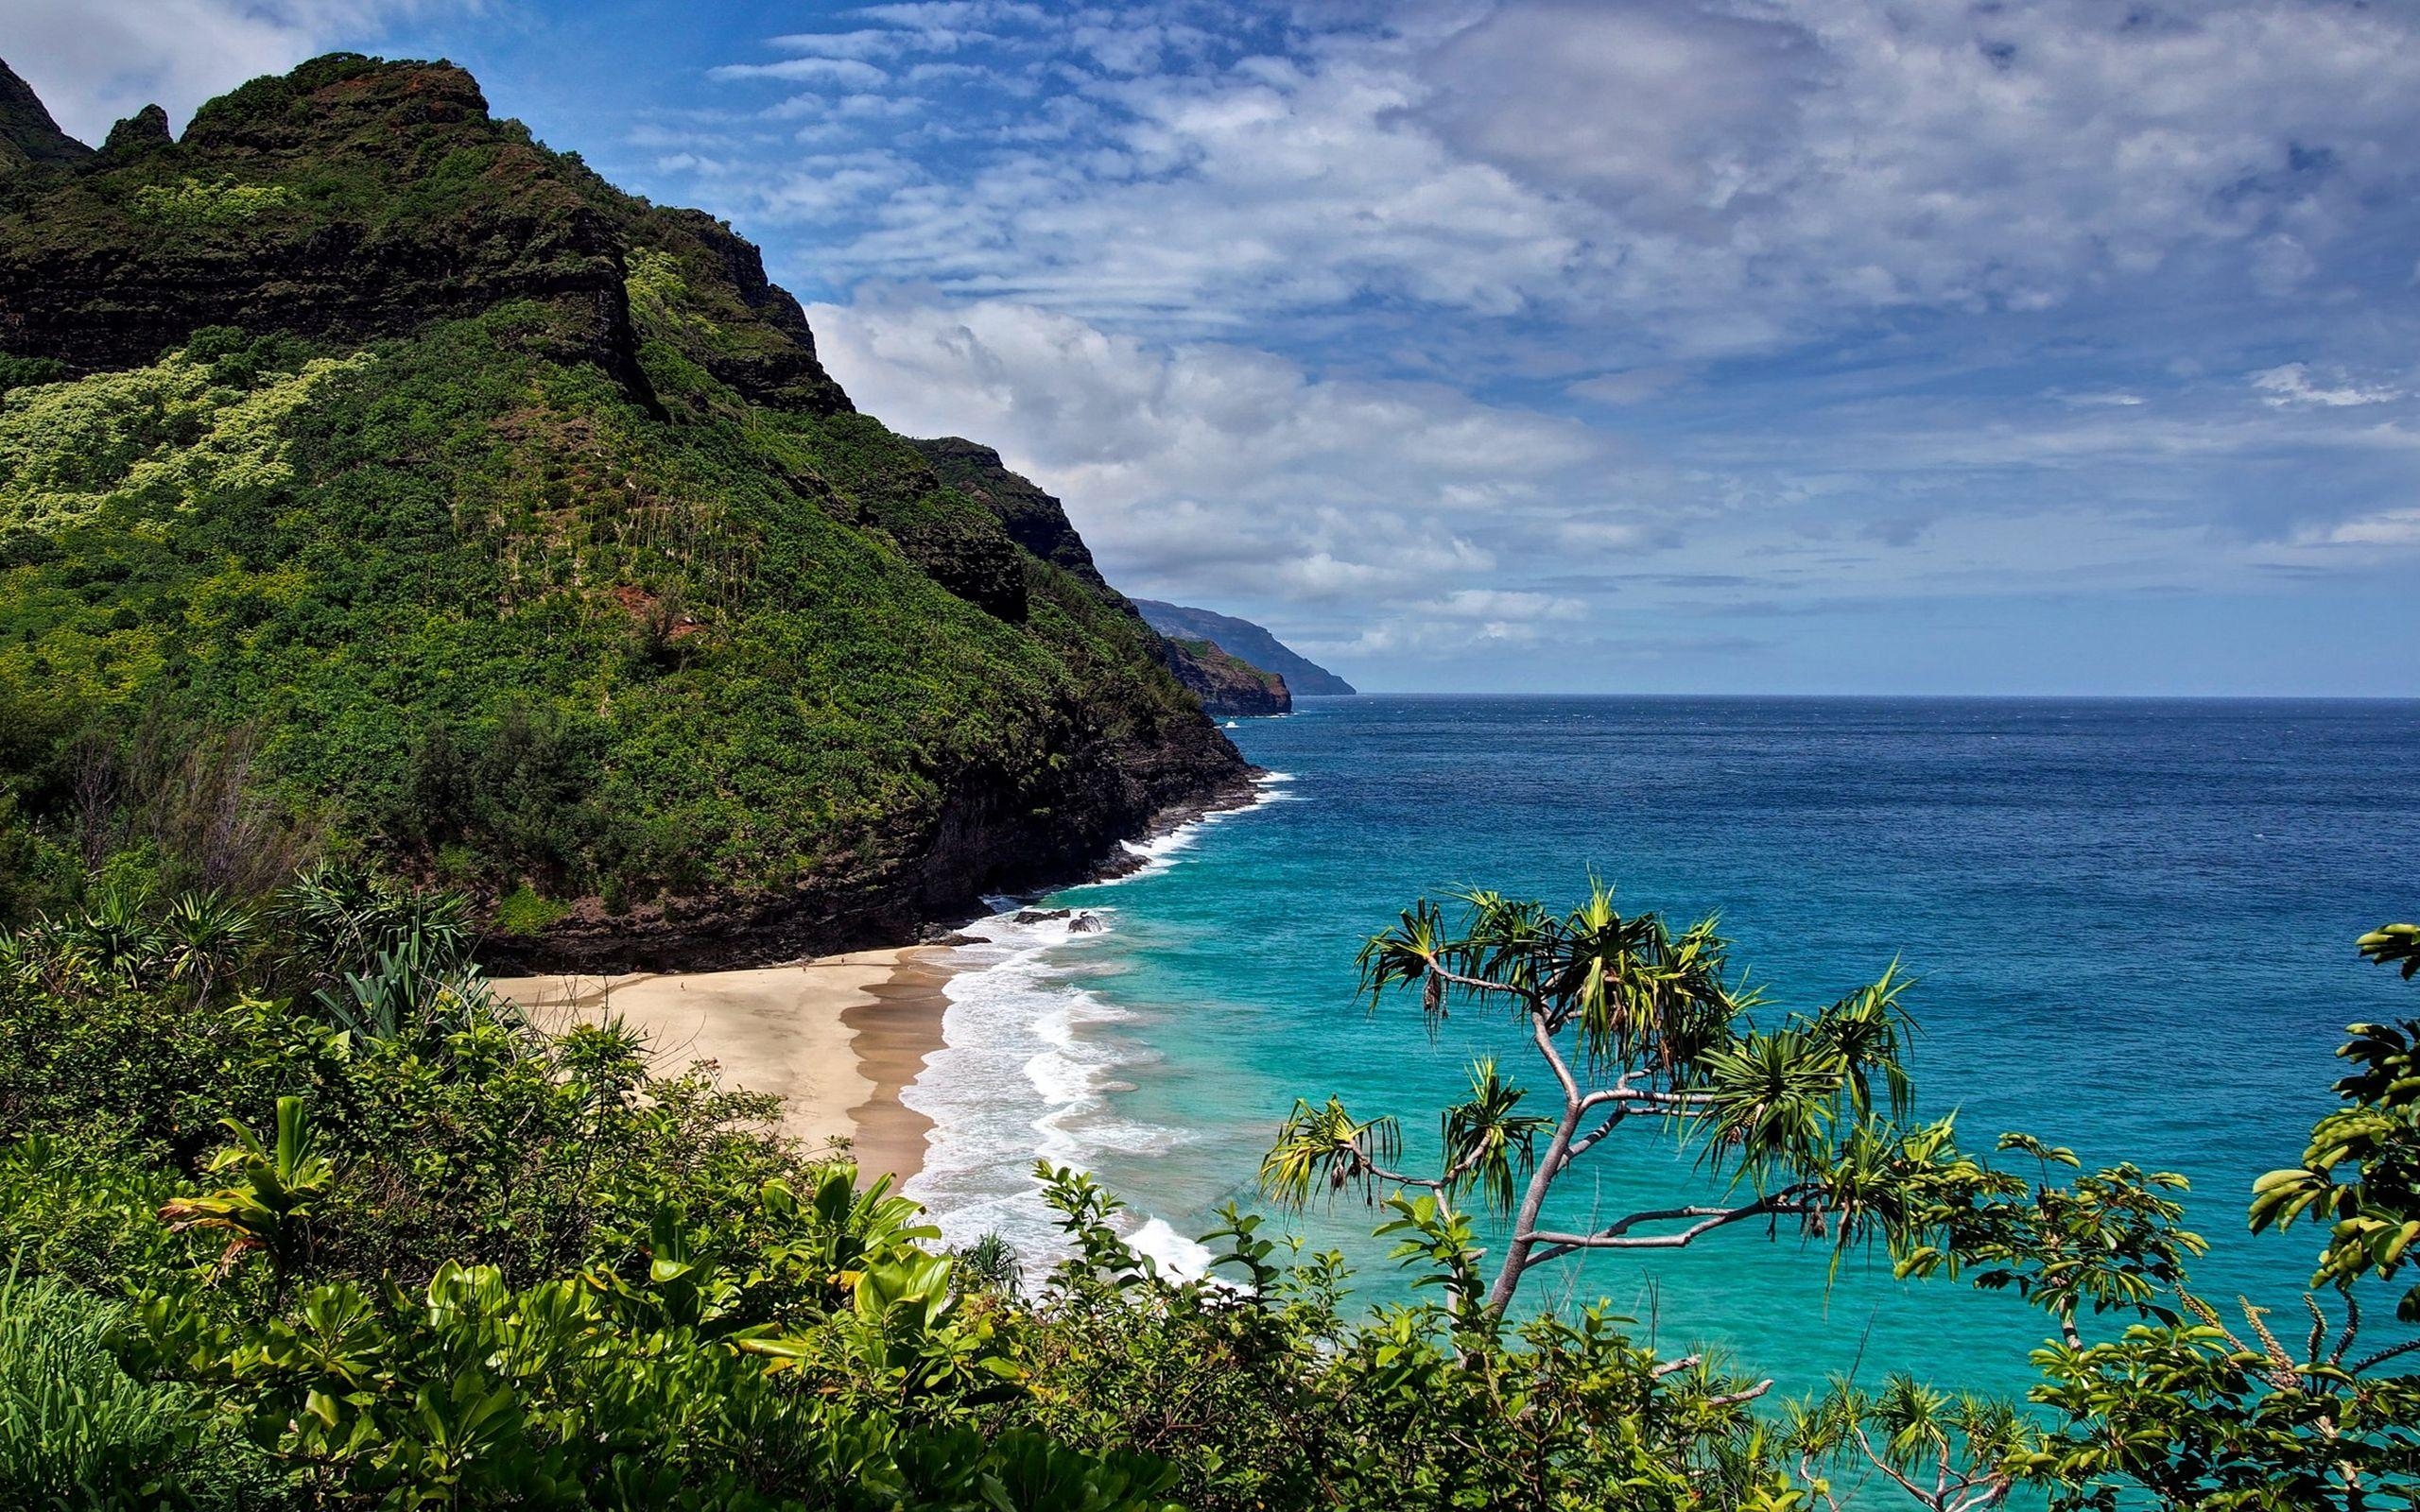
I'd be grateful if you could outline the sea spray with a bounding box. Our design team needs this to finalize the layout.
[899,773,1295,1274]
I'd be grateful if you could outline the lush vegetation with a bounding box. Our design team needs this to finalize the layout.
[0,870,2411,1509]
[3,49,2411,1512]
[0,55,1232,951]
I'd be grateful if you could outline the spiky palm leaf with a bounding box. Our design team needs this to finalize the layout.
[1260,1098,1402,1209]
[1440,1058,1548,1216]
[162,890,257,1001]
[1809,959,1919,1120]
[1695,1029,1845,1184]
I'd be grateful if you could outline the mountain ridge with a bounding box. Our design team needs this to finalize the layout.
[1132,600,1357,696]
[0,53,1248,968]
[0,60,89,174]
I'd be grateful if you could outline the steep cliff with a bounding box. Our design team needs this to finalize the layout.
[908,436,1119,601]
[0,60,89,175]
[1165,639,1290,716]
[0,55,1248,967]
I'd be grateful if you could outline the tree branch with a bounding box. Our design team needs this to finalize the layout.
[1526,1190,1820,1264]
[1703,1378,1773,1408]
[1559,1105,1629,1170]
[1417,957,1536,1005]
[1851,1422,1945,1511]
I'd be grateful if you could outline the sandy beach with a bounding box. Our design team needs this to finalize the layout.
[492,947,955,1180]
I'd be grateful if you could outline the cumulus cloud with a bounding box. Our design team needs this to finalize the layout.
[804,291,1610,607]
[0,0,456,141]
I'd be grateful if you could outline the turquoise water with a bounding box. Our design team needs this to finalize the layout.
[904,696,2420,1401]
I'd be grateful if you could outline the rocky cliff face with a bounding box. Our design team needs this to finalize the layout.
[0,55,1249,970]
[908,437,1119,600]
[1165,639,1291,716]
[0,60,89,174]
[904,438,1299,720]
[0,56,846,413]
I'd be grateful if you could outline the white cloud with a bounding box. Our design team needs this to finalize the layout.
[2250,363,2404,409]
[1404,0,2420,342]
[1432,589,1586,621]
[764,28,974,60]
[2309,508,2420,547]
[804,291,1607,603]
[709,58,890,90]
[0,0,458,141]
[701,0,2420,355]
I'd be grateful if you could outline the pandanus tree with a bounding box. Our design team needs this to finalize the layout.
[1261,881,1962,1318]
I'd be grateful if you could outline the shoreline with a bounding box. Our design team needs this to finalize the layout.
[489,948,942,1173]
[486,769,1269,979]
[490,773,1267,1190]
[841,947,959,1181]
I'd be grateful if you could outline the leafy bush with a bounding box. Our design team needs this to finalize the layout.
[128,178,298,227]
[1,874,2414,1507]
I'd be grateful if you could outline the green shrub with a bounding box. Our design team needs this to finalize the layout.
[494,881,570,936]
[128,178,297,228]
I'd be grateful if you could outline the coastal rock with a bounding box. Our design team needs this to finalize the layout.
[1013,908,1073,924]
[1067,912,1105,933]
[1163,637,1291,716]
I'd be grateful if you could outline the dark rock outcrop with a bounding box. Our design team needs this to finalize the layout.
[1165,638,1290,716]
[97,105,172,161]
[909,436,1119,600]
[0,54,849,416]
[1134,600,1356,696]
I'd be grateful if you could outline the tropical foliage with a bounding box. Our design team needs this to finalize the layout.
[0,867,2414,1507]
[1265,880,2420,1509]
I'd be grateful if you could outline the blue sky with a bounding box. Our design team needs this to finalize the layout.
[9,1,2420,695]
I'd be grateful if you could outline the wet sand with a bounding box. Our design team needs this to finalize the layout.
[841,949,957,1181]
[491,947,956,1177]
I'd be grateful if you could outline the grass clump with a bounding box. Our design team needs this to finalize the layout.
[0,1268,273,1509]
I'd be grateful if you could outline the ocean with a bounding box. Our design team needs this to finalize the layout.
[901,696,2420,1400]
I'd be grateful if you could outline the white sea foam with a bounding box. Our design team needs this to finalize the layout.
[1095,771,1295,885]
[1129,1217,1219,1280]
[899,774,1292,1265]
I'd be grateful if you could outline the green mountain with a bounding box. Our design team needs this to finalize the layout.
[0,53,1246,966]
[1132,600,1356,696]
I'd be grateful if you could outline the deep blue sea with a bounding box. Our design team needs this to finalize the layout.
[903,696,2420,1402]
